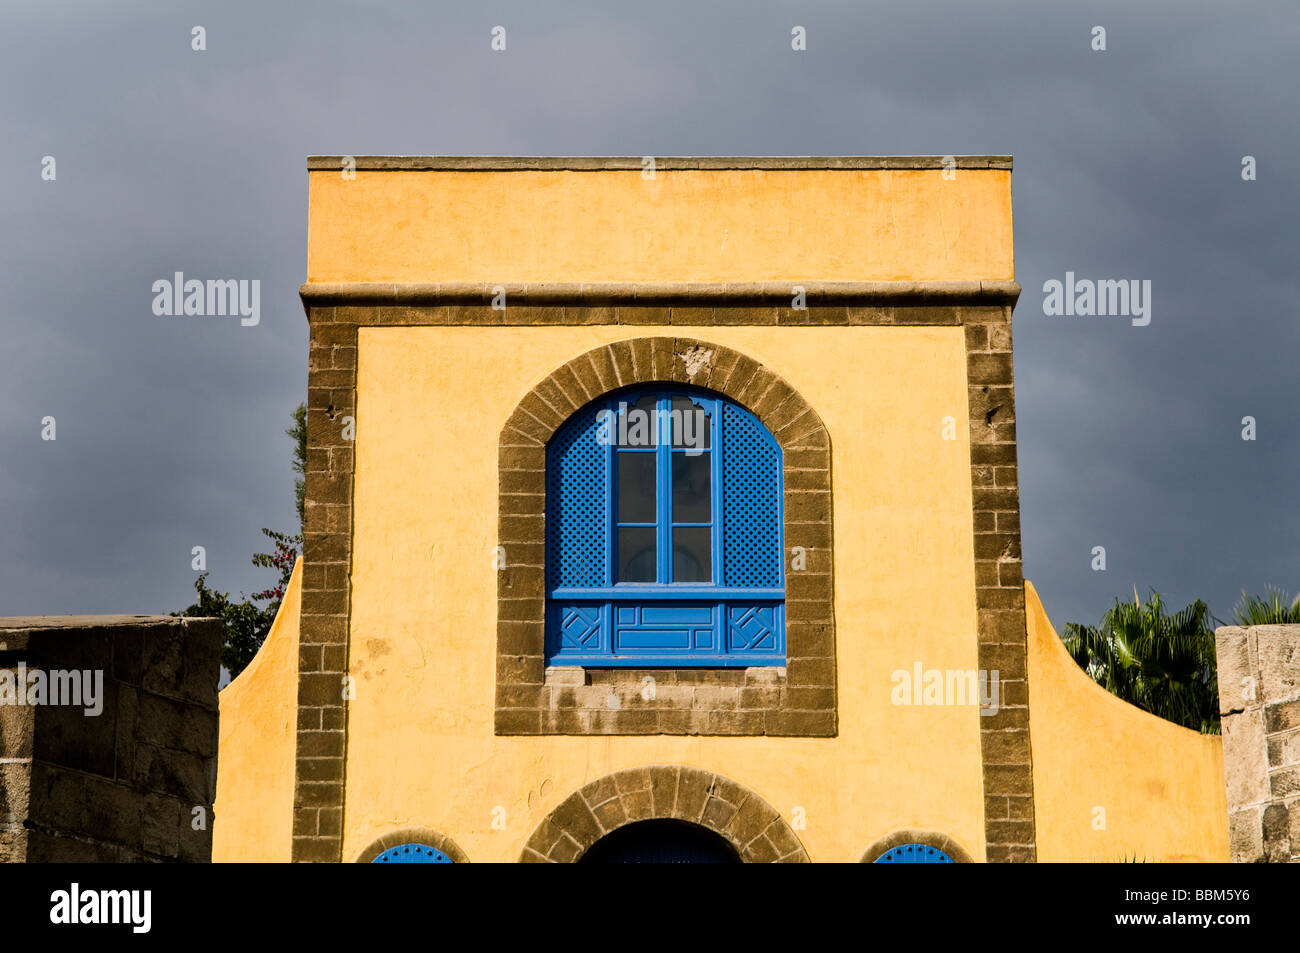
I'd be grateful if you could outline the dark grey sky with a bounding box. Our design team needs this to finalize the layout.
[2,1,1296,633]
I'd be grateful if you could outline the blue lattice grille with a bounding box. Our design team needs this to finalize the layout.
[546,404,608,589]
[721,403,783,588]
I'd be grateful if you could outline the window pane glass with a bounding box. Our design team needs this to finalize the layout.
[618,452,656,523]
[671,451,711,523]
[672,527,712,582]
[670,396,710,450]
[618,527,657,582]
[616,395,660,448]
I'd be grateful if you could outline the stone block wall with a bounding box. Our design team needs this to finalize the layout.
[0,615,222,862]
[1216,624,1300,862]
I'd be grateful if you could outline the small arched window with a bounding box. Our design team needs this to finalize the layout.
[873,844,954,863]
[546,386,784,666]
[372,843,454,863]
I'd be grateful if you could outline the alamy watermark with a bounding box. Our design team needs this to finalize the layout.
[152,272,260,326]
[595,401,708,455]
[0,663,103,716]
[891,662,1001,716]
[1042,271,1151,326]
[50,883,150,933]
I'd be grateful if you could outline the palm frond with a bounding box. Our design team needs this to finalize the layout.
[1233,586,1300,625]
[1062,589,1220,733]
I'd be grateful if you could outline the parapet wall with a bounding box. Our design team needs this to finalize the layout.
[0,615,222,862]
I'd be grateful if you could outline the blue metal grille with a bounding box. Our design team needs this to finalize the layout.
[372,843,453,863]
[721,403,783,588]
[546,403,608,589]
[874,844,954,863]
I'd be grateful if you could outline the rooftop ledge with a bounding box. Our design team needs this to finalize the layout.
[0,615,211,630]
[298,279,1022,305]
[0,616,218,652]
[306,155,1013,172]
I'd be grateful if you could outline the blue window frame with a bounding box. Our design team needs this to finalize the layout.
[546,385,784,666]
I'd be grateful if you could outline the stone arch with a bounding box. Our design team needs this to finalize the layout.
[521,765,810,862]
[859,828,975,863]
[500,336,830,451]
[354,827,470,863]
[494,336,837,737]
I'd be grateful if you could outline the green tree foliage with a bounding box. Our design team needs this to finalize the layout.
[1063,590,1220,734]
[1232,586,1300,625]
[175,404,305,679]
[288,402,306,528]
[177,528,299,676]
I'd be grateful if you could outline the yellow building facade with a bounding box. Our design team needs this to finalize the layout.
[214,157,1228,862]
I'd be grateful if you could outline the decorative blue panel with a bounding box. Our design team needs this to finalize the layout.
[557,604,604,652]
[613,603,718,654]
[874,844,954,863]
[546,402,608,589]
[372,843,453,863]
[721,402,783,588]
[726,604,782,654]
[549,599,782,666]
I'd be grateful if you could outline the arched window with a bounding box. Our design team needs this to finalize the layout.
[546,385,784,666]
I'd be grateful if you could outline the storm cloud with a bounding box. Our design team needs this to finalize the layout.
[1,0,1296,633]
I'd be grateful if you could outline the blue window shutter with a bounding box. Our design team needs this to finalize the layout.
[874,844,954,863]
[547,402,609,590]
[721,402,783,588]
[372,843,454,863]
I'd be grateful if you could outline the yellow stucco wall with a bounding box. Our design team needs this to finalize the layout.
[1026,581,1229,861]
[306,168,1014,283]
[212,558,301,862]
[343,324,987,862]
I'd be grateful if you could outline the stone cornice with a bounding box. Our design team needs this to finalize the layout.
[307,155,1013,172]
[299,280,1022,310]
